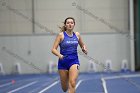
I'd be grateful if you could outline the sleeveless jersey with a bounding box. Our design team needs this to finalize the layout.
[59,31,78,56]
[58,31,79,70]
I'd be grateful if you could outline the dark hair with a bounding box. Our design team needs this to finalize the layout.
[59,17,75,32]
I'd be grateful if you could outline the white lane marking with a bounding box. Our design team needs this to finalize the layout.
[76,80,83,89]
[101,78,108,93]
[0,78,40,88]
[38,80,59,93]
[103,74,140,80]
[7,81,37,93]
[0,82,11,88]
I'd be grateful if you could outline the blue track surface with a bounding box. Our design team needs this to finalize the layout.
[0,72,140,93]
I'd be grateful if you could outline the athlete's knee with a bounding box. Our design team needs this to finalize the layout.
[69,79,76,88]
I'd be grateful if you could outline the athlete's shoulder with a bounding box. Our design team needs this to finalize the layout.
[58,32,64,36]
[75,31,80,35]
[58,32,64,41]
[75,32,80,40]
[75,31,81,37]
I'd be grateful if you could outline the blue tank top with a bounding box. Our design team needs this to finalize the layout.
[59,31,79,56]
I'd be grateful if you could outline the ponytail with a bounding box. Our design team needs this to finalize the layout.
[59,25,66,32]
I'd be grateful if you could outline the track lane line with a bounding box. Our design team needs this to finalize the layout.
[38,80,59,93]
[76,80,83,89]
[101,78,108,93]
[7,81,37,93]
[0,82,12,88]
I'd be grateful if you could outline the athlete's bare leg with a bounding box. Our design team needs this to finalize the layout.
[58,70,69,92]
[68,64,79,93]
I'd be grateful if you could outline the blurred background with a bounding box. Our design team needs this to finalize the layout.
[0,0,139,74]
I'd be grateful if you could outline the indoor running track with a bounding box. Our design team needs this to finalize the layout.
[0,72,140,93]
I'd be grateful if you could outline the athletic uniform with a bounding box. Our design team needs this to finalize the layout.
[58,31,80,70]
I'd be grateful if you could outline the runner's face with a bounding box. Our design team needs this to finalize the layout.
[65,19,75,31]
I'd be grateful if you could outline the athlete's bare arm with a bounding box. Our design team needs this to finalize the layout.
[51,32,64,59]
[75,32,88,54]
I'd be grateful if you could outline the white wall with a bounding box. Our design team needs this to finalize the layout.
[0,33,131,74]
[0,0,32,35]
[0,0,131,74]
[0,0,129,34]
